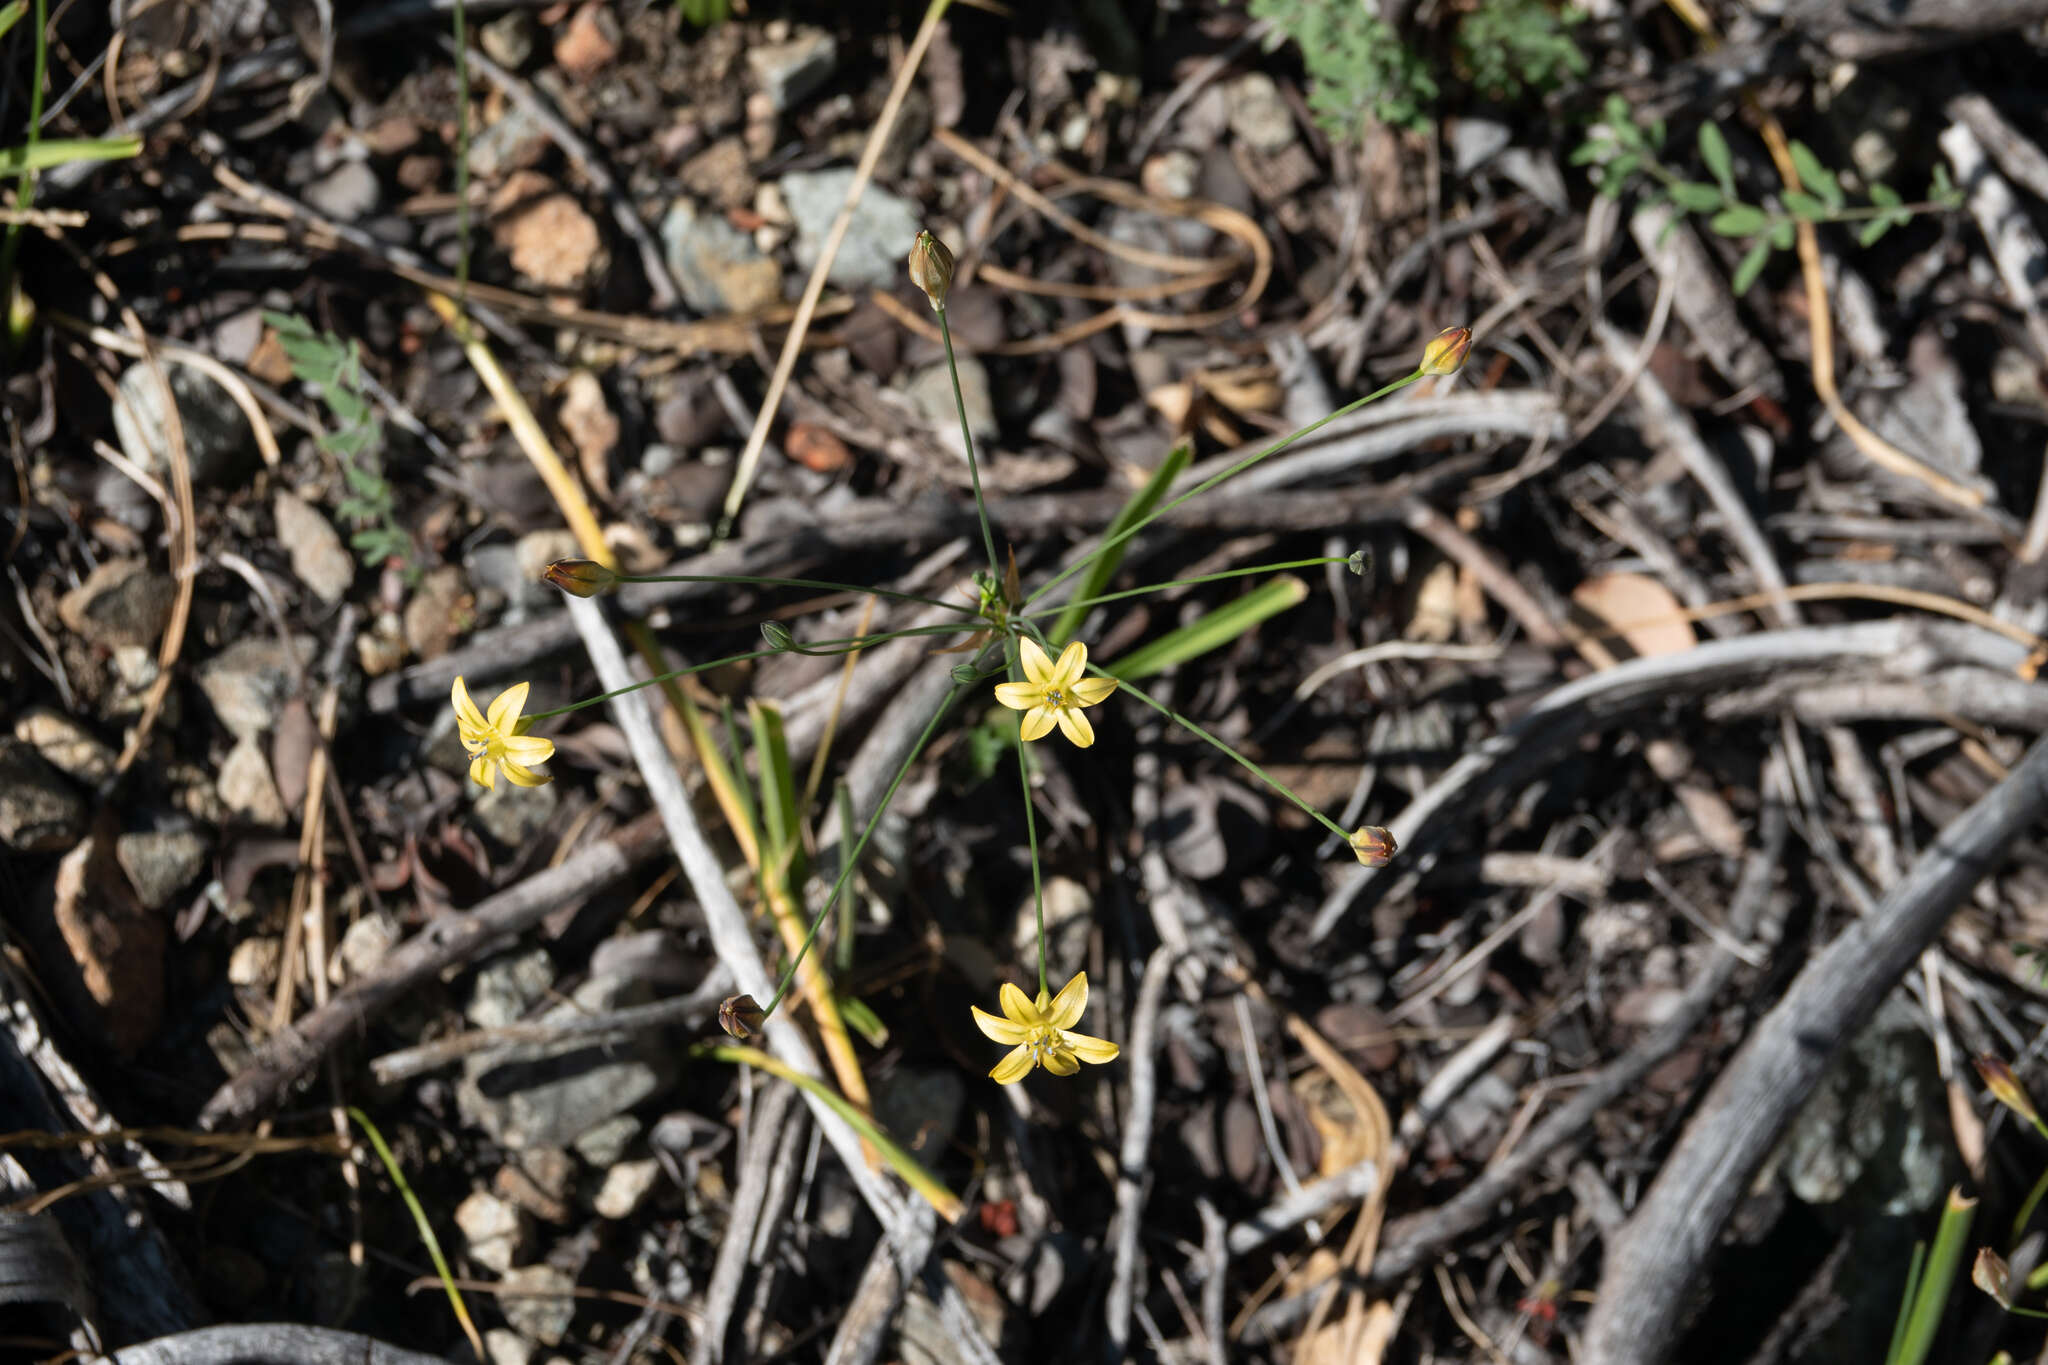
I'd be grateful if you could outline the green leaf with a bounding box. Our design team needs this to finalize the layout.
[748,699,807,892]
[1104,575,1309,681]
[1604,154,1640,192]
[1048,438,1192,647]
[1769,219,1795,250]
[1709,205,1768,237]
[1870,182,1901,207]
[837,995,889,1048]
[0,135,143,176]
[1784,191,1830,221]
[1698,122,1736,195]
[1730,239,1772,295]
[0,1,27,41]
[1930,162,1957,204]
[1567,140,1604,167]
[1789,141,1844,210]
[1858,217,1891,247]
[1668,181,1725,212]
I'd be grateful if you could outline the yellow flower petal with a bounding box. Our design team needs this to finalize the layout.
[972,1004,1028,1045]
[1069,675,1117,706]
[452,677,488,734]
[500,761,551,788]
[993,680,1040,711]
[989,1045,1035,1085]
[1052,640,1087,687]
[1046,972,1088,1030]
[469,754,495,790]
[1018,636,1054,685]
[486,680,531,733]
[1056,705,1095,748]
[500,734,555,763]
[1042,1048,1080,1077]
[1020,705,1056,742]
[1063,1031,1120,1064]
[998,981,1040,1027]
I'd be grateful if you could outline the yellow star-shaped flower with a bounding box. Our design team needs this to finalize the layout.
[451,676,555,791]
[972,971,1120,1083]
[993,638,1117,747]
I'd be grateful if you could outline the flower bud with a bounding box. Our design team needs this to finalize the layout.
[543,558,620,598]
[1419,326,1473,377]
[718,994,766,1040]
[1349,825,1398,867]
[760,621,794,652]
[1974,1247,2013,1308]
[1975,1054,2041,1128]
[908,230,955,310]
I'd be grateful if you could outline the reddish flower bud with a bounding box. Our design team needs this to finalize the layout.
[908,230,955,310]
[718,994,766,1040]
[1349,826,1398,868]
[543,558,620,598]
[1419,326,1473,377]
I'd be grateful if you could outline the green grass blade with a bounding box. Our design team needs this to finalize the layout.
[1103,574,1308,681]
[0,134,142,176]
[0,2,28,41]
[348,1107,485,1360]
[1047,438,1191,646]
[749,699,805,890]
[1890,1187,1977,1365]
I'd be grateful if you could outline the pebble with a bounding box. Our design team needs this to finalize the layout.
[906,355,996,462]
[479,11,536,69]
[484,1329,533,1365]
[112,359,256,486]
[459,974,677,1149]
[659,199,782,315]
[572,1114,642,1169]
[274,491,355,605]
[872,1069,964,1162]
[553,2,619,79]
[1140,149,1199,201]
[115,827,211,910]
[490,171,601,290]
[58,558,175,649]
[468,103,551,182]
[780,167,921,289]
[591,1159,662,1219]
[331,910,401,985]
[473,779,560,847]
[1225,72,1296,153]
[402,564,473,662]
[468,948,557,1029]
[218,738,289,827]
[680,138,755,211]
[15,707,116,785]
[556,371,618,472]
[197,636,315,742]
[0,740,86,851]
[498,1265,576,1346]
[455,1190,527,1275]
[302,160,380,222]
[746,27,837,112]
[226,935,282,988]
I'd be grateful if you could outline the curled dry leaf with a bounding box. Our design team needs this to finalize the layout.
[1571,572,1698,659]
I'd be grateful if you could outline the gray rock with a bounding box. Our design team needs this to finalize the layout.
[332,910,401,984]
[302,160,380,221]
[659,199,782,315]
[498,1265,575,1346]
[0,740,86,852]
[455,1189,527,1275]
[1781,996,1953,1214]
[116,827,210,910]
[1449,117,1512,175]
[197,636,315,742]
[572,1114,642,1169]
[58,558,174,649]
[591,1158,662,1219]
[483,1329,532,1365]
[274,491,356,604]
[227,936,281,988]
[746,28,837,112]
[1226,72,1295,153]
[15,707,116,785]
[217,739,288,826]
[906,356,995,462]
[464,544,550,625]
[780,168,920,289]
[871,1068,964,1162]
[459,974,677,1149]
[473,778,560,848]
[479,10,536,69]
[467,948,556,1029]
[468,103,549,181]
[112,360,256,487]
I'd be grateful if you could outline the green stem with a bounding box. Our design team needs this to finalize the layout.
[1106,667,1352,842]
[1023,556,1348,620]
[520,625,972,722]
[1011,668,1048,998]
[349,1107,484,1357]
[1023,371,1422,612]
[0,0,47,301]
[698,1043,962,1220]
[937,303,1001,581]
[451,0,472,312]
[758,677,974,1020]
[612,571,978,617]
